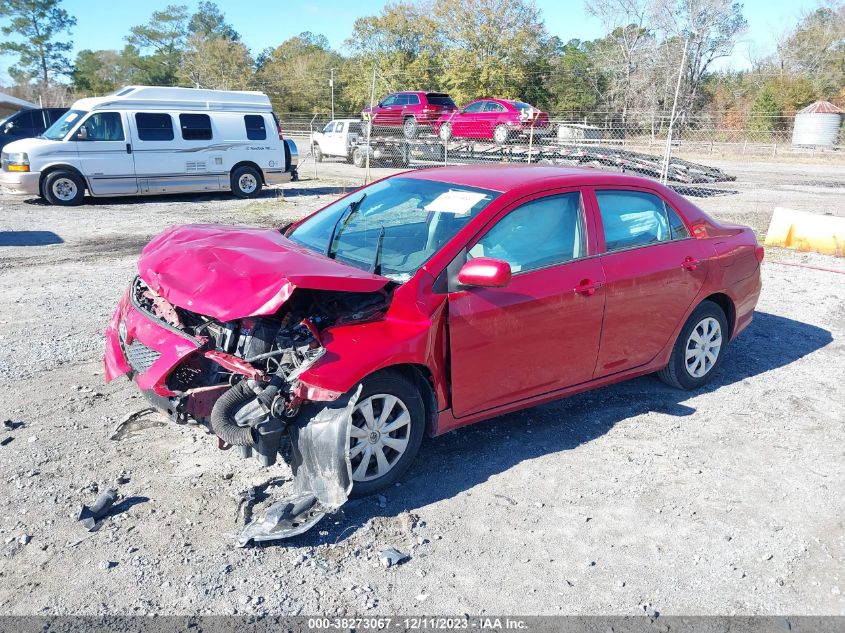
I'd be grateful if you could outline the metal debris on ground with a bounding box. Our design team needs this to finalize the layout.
[109,408,164,441]
[78,489,118,531]
[379,548,410,568]
[3,419,25,431]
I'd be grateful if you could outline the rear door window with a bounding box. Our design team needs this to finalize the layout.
[406,94,420,105]
[135,113,174,141]
[179,113,212,140]
[245,115,267,140]
[596,190,687,252]
[335,122,345,133]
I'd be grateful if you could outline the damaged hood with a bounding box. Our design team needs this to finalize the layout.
[138,224,389,321]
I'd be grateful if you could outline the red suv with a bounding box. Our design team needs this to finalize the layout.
[361,91,457,138]
[435,98,551,144]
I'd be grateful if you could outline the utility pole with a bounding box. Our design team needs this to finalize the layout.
[365,64,377,185]
[661,38,688,184]
[330,68,335,120]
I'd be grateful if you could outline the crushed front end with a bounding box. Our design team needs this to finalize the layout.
[104,274,391,544]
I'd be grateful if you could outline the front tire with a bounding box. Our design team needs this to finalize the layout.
[230,165,262,199]
[403,116,419,139]
[493,125,510,145]
[43,170,85,206]
[658,300,728,390]
[348,370,425,498]
[438,122,452,141]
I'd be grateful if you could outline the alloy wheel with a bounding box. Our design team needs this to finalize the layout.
[349,393,412,482]
[685,316,722,378]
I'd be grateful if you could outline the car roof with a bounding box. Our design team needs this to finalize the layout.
[399,164,666,193]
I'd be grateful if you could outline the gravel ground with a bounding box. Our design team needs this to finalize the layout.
[0,160,843,616]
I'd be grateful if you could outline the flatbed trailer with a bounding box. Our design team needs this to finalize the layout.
[354,133,735,185]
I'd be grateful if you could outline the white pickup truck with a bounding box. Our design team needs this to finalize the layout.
[310,119,364,163]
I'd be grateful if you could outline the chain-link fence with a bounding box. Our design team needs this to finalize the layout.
[284,108,845,241]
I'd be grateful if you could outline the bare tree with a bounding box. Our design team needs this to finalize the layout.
[586,0,654,126]
[652,0,748,116]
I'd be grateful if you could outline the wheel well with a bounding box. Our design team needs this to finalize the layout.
[403,115,416,122]
[376,364,438,437]
[40,164,87,194]
[702,292,736,337]
[231,161,264,184]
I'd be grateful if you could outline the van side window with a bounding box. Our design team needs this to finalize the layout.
[245,115,267,140]
[179,113,212,141]
[81,112,124,141]
[135,113,174,141]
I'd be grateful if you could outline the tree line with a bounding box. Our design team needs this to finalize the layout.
[1,0,843,135]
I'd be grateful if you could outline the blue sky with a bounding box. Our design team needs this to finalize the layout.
[1,0,811,83]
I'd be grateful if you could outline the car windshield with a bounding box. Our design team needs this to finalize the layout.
[287,177,499,283]
[41,109,85,140]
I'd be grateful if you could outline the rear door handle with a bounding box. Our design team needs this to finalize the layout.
[575,279,604,296]
[126,143,132,154]
[682,256,698,271]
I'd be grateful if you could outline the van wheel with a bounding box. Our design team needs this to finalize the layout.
[43,170,84,206]
[313,143,323,163]
[352,147,365,168]
[231,166,262,198]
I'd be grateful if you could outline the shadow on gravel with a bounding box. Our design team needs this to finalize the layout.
[268,310,831,549]
[20,183,352,208]
[0,230,64,246]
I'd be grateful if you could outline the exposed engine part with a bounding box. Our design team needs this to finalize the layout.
[237,385,361,546]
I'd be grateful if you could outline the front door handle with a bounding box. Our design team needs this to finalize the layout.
[682,256,698,271]
[575,279,603,296]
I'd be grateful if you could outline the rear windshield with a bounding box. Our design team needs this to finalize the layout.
[512,102,533,111]
[426,94,456,107]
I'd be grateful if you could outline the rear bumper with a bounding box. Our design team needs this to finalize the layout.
[0,170,40,195]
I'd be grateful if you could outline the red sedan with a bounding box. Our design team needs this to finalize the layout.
[104,166,762,543]
[435,98,551,143]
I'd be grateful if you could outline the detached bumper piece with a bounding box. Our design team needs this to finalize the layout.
[236,385,361,546]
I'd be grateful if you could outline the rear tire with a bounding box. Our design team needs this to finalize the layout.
[43,170,84,206]
[352,147,365,168]
[230,165,262,199]
[348,370,425,498]
[658,300,728,390]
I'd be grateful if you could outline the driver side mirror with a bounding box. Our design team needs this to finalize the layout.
[75,126,88,141]
[457,257,512,288]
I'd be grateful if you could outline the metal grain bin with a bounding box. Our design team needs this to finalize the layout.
[791,101,843,146]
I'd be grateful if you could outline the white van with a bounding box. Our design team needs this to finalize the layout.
[0,86,298,205]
